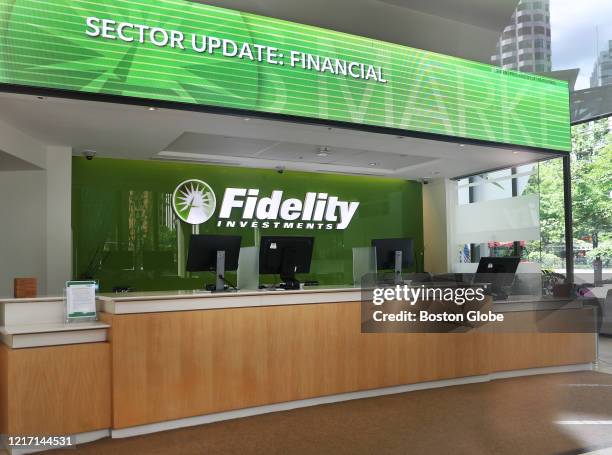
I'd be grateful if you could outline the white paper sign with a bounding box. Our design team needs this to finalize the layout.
[66,281,97,319]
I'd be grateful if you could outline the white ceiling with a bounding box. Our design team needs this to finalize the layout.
[0,92,557,179]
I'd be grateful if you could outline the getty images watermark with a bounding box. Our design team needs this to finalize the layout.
[360,273,600,334]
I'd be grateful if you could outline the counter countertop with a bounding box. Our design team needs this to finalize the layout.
[2,289,592,316]
[98,288,593,315]
[99,286,363,314]
[0,321,110,348]
[0,296,63,304]
[98,286,359,301]
[0,321,110,336]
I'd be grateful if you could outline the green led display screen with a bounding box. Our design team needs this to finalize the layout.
[0,0,570,151]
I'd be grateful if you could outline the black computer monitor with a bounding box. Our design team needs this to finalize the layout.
[186,235,242,291]
[259,236,314,290]
[473,256,521,299]
[372,238,414,270]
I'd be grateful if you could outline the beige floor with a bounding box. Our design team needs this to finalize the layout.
[42,371,612,454]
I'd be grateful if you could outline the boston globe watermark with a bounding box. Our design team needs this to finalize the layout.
[172,179,360,230]
[360,273,599,334]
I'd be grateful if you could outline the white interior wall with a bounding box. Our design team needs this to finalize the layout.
[0,169,47,297]
[0,122,72,298]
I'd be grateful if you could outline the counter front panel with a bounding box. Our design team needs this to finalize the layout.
[99,291,596,429]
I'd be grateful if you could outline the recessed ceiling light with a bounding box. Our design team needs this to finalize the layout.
[459,144,466,147]
[147,107,157,111]
[369,162,378,166]
[513,151,519,155]
[244,117,250,121]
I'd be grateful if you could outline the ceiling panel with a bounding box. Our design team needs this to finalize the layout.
[332,150,434,170]
[165,133,277,158]
[259,143,361,164]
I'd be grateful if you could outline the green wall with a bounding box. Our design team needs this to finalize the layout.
[72,157,423,291]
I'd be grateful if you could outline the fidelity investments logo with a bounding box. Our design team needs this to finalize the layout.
[172,180,359,230]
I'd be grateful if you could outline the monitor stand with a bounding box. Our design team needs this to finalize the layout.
[394,250,403,285]
[279,273,300,290]
[280,248,300,290]
[214,250,226,292]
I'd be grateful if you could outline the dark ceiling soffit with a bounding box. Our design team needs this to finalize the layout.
[570,85,612,125]
[376,0,519,32]
[0,83,569,159]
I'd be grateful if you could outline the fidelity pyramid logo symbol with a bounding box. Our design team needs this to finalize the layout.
[172,179,217,225]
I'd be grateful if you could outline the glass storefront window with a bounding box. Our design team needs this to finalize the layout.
[454,117,611,287]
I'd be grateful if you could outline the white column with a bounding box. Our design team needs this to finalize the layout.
[422,178,456,274]
[45,146,72,296]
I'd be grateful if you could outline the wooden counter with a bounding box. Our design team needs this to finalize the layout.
[98,290,597,432]
[0,342,111,437]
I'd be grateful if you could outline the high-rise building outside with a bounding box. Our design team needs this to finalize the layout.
[491,0,552,73]
[590,40,612,88]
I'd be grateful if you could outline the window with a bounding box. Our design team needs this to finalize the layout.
[451,155,594,293]
[533,13,544,22]
[518,14,532,23]
[519,40,532,50]
[535,63,547,72]
[534,26,546,35]
[502,56,517,66]
[502,44,515,53]
[534,38,545,49]
[518,27,532,36]
[453,165,551,283]
[535,52,545,60]
[519,53,533,62]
